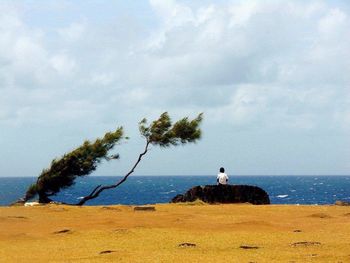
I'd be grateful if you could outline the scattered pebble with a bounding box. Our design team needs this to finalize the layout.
[178,243,196,247]
[53,229,71,234]
[101,206,122,211]
[99,250,115,254]
[134,206,156,211]
[293,229,302,232]
[240,245,259,249]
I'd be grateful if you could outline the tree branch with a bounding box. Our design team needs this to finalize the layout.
[76,140,150,206]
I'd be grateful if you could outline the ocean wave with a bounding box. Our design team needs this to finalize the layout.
[160,190,176,194]
[277,195,288,198]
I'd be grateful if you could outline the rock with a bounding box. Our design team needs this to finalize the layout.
[178,243,196,247]
[134,206,156,211]
[335,200,350,206]
[24,202,41,207]
[171,185,270,205]
[99,250,115,254]
[101,206,122,211]
[53,229,71,234]
[240,245,259,249]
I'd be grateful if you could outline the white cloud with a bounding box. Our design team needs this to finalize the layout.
[1,0,349,131]
[50,53,76,75]
[150,0,194,28]
[58,22,86,42]
[1,0,350,176]
[318,8,347,34]
[228,0,258,27]
[90,72,115,86]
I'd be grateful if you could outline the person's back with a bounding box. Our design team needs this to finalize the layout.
[217,167,228,185]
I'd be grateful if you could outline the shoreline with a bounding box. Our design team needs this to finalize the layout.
[1,203,350,262]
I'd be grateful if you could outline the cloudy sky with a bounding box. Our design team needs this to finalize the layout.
[0,0,349,177]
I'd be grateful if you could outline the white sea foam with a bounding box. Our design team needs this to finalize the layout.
[160,190,176,194]
[277,194,288,198]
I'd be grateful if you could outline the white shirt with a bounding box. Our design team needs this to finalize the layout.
[217,172,229,185]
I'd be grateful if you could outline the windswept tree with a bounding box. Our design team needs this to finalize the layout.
[21,128,124,203]
[20,112,203,205]
[77,112,203,205]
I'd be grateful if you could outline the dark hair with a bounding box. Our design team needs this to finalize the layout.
[220,167,225,173]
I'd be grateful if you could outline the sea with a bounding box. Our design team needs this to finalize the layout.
[0,176,349,206]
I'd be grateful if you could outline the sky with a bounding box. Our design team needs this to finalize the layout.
[0,0,349,177]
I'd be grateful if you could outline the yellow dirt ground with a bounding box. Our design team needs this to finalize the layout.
[1,203,350,262]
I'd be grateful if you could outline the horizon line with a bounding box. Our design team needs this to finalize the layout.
[1,174,350,178]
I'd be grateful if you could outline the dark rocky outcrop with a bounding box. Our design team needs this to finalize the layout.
[171,185,270,205]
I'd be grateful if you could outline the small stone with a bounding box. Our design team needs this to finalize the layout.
[178,243,196,247]
[53,229,71,234]
[101,206,122,211]
[240,245,259,249]
[134,206,156,211]
[99,250,115,254]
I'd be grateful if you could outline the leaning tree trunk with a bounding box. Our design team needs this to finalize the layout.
[38,191,53,203]
[76,140,150,206]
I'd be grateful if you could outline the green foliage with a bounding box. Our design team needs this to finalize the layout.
[25,127,124,201]
[139,112,203,147]
[22,112,203,205]
[24,183,38,201]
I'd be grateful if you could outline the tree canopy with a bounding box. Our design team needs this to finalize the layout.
[139,112,203,146]
[23,127,124,203]
[77,112,203,205]
[20,112,203,205]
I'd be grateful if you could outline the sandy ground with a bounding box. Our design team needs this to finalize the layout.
[1,203,350,262]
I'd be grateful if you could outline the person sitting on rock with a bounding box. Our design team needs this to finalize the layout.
[217,167,229,185]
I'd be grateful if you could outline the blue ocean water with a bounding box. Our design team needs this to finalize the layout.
[0,176,349,206]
